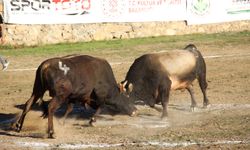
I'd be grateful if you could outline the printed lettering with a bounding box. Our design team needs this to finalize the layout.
[10,0,51,11]
[31,0,40,11]
[41,0,51,9]
[9,0,91,12]
[10,0,21,11]
[22,0,31,11]
[53,0,91,12]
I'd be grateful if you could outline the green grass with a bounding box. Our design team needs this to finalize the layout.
[0,31,249,57]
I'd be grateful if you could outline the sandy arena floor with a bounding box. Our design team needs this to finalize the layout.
[0,44,249,149]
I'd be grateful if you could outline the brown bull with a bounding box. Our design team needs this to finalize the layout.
[120,44,209,118]
[13,55,136,138]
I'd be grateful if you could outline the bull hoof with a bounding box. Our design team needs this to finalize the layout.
[161,116,168,121]
[203,103,210,109]
[161,113,168,119]
[130,111,137,117]
[190,106,196,112]
[202,105,210,109]
[12,123,21,132]
[89,118,96,127]
[48,131,55,139]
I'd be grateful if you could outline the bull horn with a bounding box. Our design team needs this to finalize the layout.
[118,83,123,93]
[122,80,128,88]
[119,80,128,93]
[119,80,127,93]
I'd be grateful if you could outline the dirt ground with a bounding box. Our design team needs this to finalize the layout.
[0,43,250,149]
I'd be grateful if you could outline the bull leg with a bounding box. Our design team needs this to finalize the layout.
[48,79,72,138]
[47,97,63,138]
[186,85,197,111]
[198,73,210,108]
[13,94,41,132]
[160,78,171,119]
[89,106,102,127]
[161,90,170,119]
[61,103,73,125]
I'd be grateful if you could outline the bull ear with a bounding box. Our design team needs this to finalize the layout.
[128,83,133,92]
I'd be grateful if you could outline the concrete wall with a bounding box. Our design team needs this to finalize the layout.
[1,20,250,46]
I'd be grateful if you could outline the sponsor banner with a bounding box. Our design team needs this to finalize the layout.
[187,0,250,25]
[3,0,186,24]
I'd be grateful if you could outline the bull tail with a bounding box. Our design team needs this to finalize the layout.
[184,44,207,84]
[32,64,46,96]
[30,63,48,118]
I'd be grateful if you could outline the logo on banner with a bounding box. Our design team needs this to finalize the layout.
[227,0,250,14]
[190,0,210,16]
[9,0,91,15]
[103,0,125,17]
[53,0,91,15]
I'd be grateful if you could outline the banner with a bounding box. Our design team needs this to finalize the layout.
[187,0,250,25]
[3,0,186,24]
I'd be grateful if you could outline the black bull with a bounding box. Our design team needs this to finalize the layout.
[13,55,136,138]
[120,44,209,118]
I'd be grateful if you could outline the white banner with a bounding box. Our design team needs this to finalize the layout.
[3,0,186,24]
[187,0,250,25]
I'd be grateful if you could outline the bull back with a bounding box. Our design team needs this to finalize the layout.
[157,50,197,77]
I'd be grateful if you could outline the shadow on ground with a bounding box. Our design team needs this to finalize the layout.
[0,101,126,135]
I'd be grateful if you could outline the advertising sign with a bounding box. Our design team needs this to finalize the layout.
[187,0,250,25]
[3,0,186,24]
